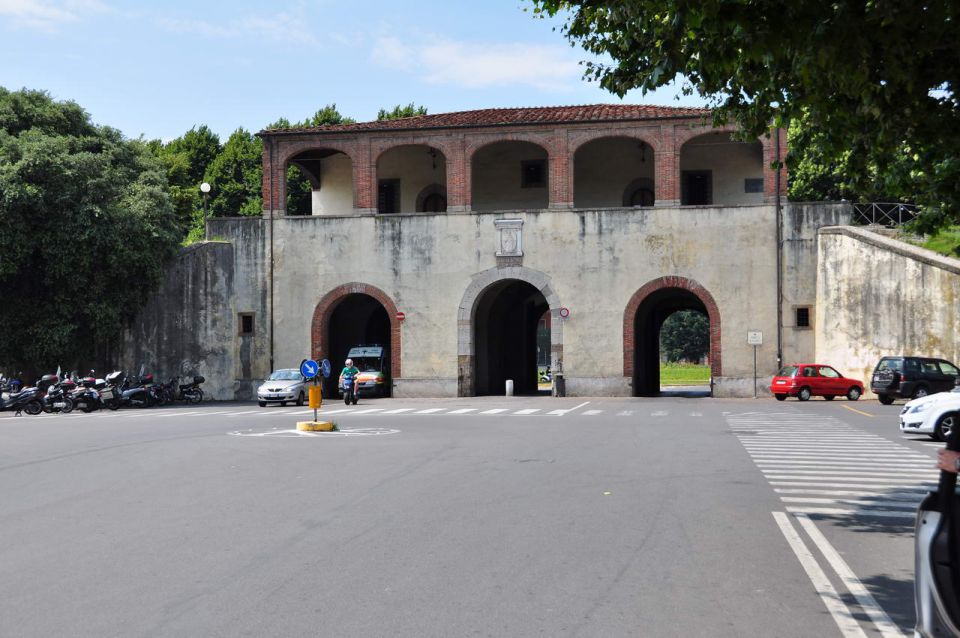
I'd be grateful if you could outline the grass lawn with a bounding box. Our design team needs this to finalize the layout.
[660,362,711,386]
[921,226,960,258]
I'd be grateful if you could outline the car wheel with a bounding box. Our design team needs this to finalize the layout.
[877,394,895,405]
[797,387,812,401]
[824,395,835,401]
[935,412,958,442]
[913,386,930,400]
[846,386,862,401]
[296,392,304,407]
[774,394,787,401]
[258,401,267,407]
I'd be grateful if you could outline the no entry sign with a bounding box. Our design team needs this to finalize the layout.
[395,311,406,322]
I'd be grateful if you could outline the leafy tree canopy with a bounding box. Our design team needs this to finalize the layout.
[0,88,179,371]
[378,103,428,120]
[660,310,709,364]
[530,0,959,230]
[148,125,222,234]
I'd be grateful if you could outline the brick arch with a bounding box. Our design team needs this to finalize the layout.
[310,282,401,378]
[371,140,451,166]
[623,275,721,380]
[278,141,358,168]
[569,131,663,157]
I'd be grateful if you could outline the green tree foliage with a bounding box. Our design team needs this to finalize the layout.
[378,103,428,120]
[204,128,263,218]
[530,0,959,230]
[149,126,221,235]
[659,311,709,363]
[0,88,179,370]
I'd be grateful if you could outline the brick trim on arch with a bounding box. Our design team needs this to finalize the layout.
[622,275,721,379]
[310,283,401,378]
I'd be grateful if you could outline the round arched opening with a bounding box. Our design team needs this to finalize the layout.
[322,293,392,398]
[574,136,655,208]
[472,279,549,396]
[630,286,718,397]
[286,148,353,215]
[377,145,446,214]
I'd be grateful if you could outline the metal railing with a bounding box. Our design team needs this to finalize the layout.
[852,202,918,228]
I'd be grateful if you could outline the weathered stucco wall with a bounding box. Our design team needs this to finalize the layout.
[122,242,238,400]
[198,202,846,398]
[816,227,960,393]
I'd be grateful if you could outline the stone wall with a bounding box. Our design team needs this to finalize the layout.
[816,227,960,392]
[195,202,848,399]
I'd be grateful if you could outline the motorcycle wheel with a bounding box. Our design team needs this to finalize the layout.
[61,398,74,414]
[190,390,202,404]
[107,398,120,411]
[81,404,95,413]
[344,393,350,405]
[24,400,42,416]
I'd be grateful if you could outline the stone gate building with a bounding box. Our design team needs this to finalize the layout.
[125,105,852,399]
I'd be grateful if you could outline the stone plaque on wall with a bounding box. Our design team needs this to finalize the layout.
[495,218,523,258]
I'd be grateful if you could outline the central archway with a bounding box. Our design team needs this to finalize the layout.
[624,276,721,396]
[458,268,562,397]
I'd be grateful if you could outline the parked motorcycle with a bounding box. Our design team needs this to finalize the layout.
[39,374,74,414]
[178,375,204,404]
[70,372,102,413]
[0,385,42,415]
[102,371,124,410]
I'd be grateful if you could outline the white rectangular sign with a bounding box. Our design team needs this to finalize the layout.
[747,330,763,346]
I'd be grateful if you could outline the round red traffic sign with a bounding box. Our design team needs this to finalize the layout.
[559,307,570,318]
[396,311,406,322]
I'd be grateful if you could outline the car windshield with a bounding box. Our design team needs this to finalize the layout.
[777,366,798,377]
[353,357,381,373]
[269,370,300,381]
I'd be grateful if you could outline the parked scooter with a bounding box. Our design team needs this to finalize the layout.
[0,385,42,415]
[70,371,102,413]
[178,375,204,404]
[38,374,74,414]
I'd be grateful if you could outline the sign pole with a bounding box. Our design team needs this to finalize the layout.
[753,345,758,398]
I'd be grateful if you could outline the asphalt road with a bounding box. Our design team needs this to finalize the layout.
[0,394,934,637]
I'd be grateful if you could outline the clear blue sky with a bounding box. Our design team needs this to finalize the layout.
[0,0,707,142]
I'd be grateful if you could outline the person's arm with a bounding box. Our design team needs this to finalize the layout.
[937,449,960,474]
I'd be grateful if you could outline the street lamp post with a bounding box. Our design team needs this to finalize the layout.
[200,182,211,240]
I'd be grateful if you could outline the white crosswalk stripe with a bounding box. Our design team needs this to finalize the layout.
[414,408,445,414]
[448,408,477,414]
[728,412,939,520]
[583,409,603,416]
[513,409,540,415]
[480,408,509,415]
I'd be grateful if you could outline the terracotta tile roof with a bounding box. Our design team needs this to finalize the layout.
[261,104,711,135]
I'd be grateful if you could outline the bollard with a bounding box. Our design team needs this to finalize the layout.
[553,373,565,398]
[505,379,514,396]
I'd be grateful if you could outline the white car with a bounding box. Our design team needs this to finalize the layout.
[899,385,960,441]
[257,369,307,407]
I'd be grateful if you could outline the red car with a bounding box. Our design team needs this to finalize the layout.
[770,364,864,401]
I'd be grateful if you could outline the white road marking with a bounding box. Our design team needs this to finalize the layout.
[651,410,668,417]
[775,488,926,499]
[480,408,508,415]
[690,411,702,417]
[772,512,868,638]
[616,410,633,416]
[448,408,477,414]
[226,410,264,416]
[351,408,384,414]
[583,410,603,416]
[794,513,905,638]
[317,409,351,415]
[548,401,590,416]
[786,506,916,519]
[382,408,415,414]
[513,409,540,415]
[415,408,445,414]
[547,409,567,415]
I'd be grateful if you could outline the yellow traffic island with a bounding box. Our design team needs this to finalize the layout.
[297,420,338,432]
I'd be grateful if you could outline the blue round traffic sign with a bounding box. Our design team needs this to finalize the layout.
[320,359,332,379]
[300,359,319,379]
